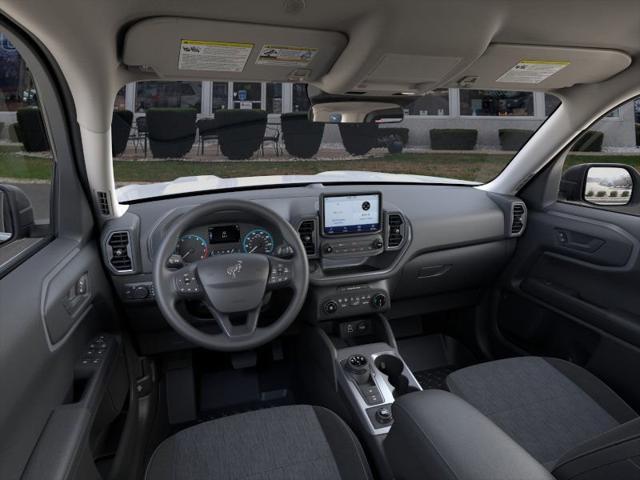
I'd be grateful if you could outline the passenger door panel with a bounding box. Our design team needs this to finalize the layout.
[496,201,640,410]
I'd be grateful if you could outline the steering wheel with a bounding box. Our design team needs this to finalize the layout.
[152,199,309,351]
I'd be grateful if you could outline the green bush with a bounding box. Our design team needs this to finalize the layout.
[622,190,630,197]
[430,129,477,150]
[596,191,606,197]
[111,110,133,157]
[610,190,618,197]
[636,123,640,146]
[586,190,594,197]
[499,129,534,151]
[281,112,325,158]
[215,109,267,160]
[146,108,197,158]
[571,130,604,152]
[16,107,49,152]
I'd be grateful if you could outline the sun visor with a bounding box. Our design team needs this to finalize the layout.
[122,18,347,82]
[450,44,631,91]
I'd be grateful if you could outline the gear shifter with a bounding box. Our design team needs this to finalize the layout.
[345,354,371,385]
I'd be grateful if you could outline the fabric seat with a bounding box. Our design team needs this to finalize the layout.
[446,356,638,470]
[146,405,373,480]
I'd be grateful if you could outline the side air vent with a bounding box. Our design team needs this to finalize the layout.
[511,203,527,236]
[107,231,133,272]
[386,212,406,250]
[96,191,111,216]
[298,219,317,257]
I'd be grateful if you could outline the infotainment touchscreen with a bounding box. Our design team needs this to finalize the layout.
[322,193,382,235]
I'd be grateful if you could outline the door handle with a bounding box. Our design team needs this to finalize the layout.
[64,272,90,316]
[555,229,605,253]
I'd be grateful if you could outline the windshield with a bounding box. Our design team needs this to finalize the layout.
[109,81,560,201]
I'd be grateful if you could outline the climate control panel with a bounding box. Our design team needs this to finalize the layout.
[319,285,389,320]
[321,234,384,258]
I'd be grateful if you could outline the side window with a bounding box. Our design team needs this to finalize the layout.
[558,96,640,213]
[0,32,54,261]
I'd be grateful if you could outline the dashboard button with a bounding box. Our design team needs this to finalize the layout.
[323,300,338,314]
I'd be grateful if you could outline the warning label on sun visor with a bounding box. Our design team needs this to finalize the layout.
[178,40,253,72]
[256,45,318,67]
[497,60,570,84]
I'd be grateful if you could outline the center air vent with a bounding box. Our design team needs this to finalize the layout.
[386,212,406,249]
[298,219,317,257]
[511,203,527,236]
[107,231,133,272]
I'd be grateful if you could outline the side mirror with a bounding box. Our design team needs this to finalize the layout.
[0,184,35,245]
[309,101,404,124]
[584,166,633,206]
[560,164,636,206]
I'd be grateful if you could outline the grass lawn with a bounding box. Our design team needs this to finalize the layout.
[2,150,640,184]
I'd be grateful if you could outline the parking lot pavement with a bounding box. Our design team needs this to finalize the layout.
[6,182,52,224]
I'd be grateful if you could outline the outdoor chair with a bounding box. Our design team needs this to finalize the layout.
[196,117,219,155]
[261,124,281,156]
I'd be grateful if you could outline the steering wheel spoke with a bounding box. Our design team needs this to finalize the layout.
[267,257,295,290]
[204,302,261,338]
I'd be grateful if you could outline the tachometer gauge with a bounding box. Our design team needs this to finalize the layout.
[176,234,208,262]
[242,229,274,254]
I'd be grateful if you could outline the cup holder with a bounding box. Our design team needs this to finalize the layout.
[374,354,420,398]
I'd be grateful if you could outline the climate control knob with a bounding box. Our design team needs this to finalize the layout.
[372,293,387,310]
[323,300,338,314]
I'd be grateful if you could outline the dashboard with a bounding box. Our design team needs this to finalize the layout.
[100,184,527,354]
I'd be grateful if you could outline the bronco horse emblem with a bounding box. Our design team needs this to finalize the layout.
[225,260,243,279]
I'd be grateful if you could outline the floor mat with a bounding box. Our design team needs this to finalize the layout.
[413,365,457,390]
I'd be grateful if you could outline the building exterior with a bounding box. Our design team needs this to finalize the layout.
[0,29,637,151]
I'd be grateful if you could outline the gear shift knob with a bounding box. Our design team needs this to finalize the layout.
[345,354,371,384]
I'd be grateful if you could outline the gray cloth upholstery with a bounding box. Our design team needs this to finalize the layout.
[384,389,554,480]
[146,405,372,480]
[446,356,636,469]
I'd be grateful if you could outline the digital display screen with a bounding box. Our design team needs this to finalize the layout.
[323,194,381,235]
[208,225,240,244]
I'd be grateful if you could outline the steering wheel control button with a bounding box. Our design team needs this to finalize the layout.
[268,262,291,286]
[175,272,201,295]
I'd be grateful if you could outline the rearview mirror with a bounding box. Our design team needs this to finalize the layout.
[584,166,632,206]
[309,101,404,124]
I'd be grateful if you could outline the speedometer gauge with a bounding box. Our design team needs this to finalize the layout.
[242,229,274,254]
[176,234,208,262]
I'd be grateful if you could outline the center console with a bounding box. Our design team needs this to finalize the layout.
[337,344,422,435]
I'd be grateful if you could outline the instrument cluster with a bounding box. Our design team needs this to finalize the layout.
[175,224,277,263]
